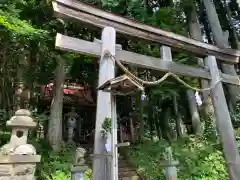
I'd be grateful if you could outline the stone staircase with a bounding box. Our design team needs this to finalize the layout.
[118,155,140,180]
[82,144,140,179]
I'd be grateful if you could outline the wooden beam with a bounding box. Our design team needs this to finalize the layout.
[55,33,240,86]
[52,0,240,63]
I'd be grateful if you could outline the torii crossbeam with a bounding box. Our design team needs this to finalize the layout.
[52,0,240,179]
[52,0,240,63]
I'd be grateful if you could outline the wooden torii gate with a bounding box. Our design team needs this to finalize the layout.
[52,0,240,179]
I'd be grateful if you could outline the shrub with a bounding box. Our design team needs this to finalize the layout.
[125,137,227,180]
[31,139,92,180]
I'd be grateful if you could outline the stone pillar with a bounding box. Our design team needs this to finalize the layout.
[71,147,88,180]
[0,109,41,180]
[161,147,178,180]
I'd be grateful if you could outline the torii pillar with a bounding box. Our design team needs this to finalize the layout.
[92,27,117,180]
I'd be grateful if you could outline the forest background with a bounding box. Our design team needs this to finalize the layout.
[1,0,240,179]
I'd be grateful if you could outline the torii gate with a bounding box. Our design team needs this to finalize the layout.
[52,0,240,179]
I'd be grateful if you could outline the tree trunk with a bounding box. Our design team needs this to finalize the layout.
[119,124,123,143]
[186,90,202,135]
[218,0,239,49]
[223,0,239,50]
[129,117,135,142]
[187,1,217,135]
[147,100,155,140]
[15,51,28,110]
[181,1,202,135]
[0,47,7,110]
[188,2,210,116]
[159,100,173,143]
[172,94,185,138]
[48,55,65,151]
[202,0,240,111]
[163,107,174,143]
[139,94,144,142]
[155,109,162,140]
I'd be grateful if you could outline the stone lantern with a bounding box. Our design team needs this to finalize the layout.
[7,109,36,148]
[64,107,80,143]
[0,109,41,180]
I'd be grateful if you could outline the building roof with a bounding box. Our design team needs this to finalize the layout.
[39,82,95,106]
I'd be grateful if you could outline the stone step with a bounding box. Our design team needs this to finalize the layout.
[119,167,136,173]
[119,170,138,178]
[119,163,132,168]
[119,176,140,180]
[118,155,124,159]
[80,146,140,179]
[119,159,132,165]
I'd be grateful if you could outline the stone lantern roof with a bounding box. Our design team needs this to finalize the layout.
[6,109,36,128]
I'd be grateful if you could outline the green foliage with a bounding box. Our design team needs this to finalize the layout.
[0,109,9,123]
[0,131,11,146]
[0,109,11,145]
[125,137,228,180]
[0,10,48,39]
[28,139,92,180]
[230,98,240,129]
[101,0,119,8]
[32,111,49,124]
[100,117,112,137]
[154,7,186,35]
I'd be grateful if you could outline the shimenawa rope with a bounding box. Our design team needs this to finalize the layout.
[109,54,223,92]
